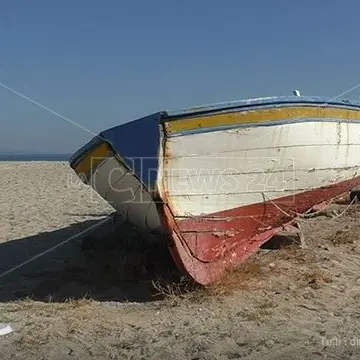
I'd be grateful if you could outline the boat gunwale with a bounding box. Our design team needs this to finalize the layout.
[161,96,360,122]
[164,117,360,138]
[69,135,106,169]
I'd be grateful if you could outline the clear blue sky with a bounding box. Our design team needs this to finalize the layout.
[1,0,360,153]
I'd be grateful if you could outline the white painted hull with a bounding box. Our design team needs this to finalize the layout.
[162,121,360,217]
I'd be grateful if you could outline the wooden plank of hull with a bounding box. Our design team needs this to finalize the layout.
[165,169,360,196]
[164,146,360,176]
[166,121,360,156]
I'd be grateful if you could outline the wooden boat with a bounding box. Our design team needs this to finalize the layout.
[69,96,360,285]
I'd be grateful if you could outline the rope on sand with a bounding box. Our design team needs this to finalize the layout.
[262,192,357,223]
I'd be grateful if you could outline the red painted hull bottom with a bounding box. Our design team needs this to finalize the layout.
[160,176,360,285]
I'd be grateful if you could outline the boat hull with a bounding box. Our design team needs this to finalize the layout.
[69,96,360,285]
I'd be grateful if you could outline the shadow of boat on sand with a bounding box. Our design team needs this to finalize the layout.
[0,218,181,303]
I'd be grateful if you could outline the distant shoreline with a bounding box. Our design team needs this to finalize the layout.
[0,154,71,161]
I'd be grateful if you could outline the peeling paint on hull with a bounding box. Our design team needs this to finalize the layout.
[159,176,360,285]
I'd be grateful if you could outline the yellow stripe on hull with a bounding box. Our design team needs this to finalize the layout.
[74,142,112,176]
[165,106,360,134]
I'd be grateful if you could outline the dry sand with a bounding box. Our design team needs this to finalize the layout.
[1,162,360,359]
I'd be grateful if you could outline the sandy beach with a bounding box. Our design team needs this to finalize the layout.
[1,161,360,359]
